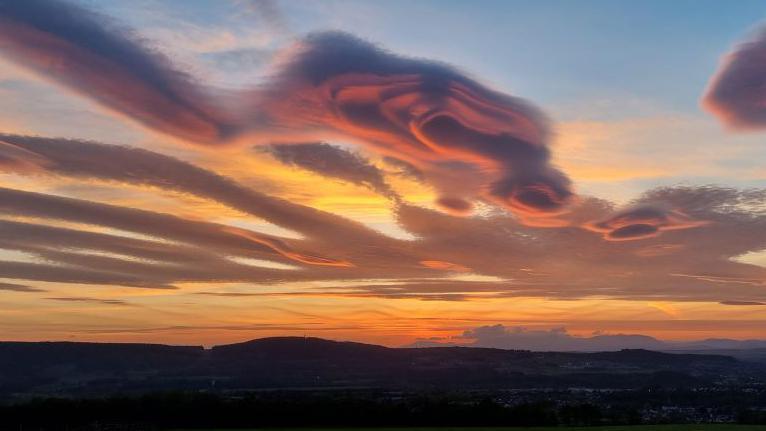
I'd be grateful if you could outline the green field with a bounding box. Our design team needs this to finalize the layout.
[182,426,766,431]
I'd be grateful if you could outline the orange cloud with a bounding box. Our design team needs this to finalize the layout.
[703,27,766,130]
[0,2,574,221]
[419,260,471,272]
[585,205,709,241]
[0,140,50,172]
[0,1,236,144]
[247,33,573,218]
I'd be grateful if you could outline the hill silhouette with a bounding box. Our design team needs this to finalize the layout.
[0,336,758,397]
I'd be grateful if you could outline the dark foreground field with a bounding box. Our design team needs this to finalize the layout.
[181,426,766,431]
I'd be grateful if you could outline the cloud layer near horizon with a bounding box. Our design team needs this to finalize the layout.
[262,142,398,200]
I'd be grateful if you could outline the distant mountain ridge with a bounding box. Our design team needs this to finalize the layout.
[1,336,763,398]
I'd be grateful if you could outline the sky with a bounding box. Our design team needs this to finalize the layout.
[1,0,766,347]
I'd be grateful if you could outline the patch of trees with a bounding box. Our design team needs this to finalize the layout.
[1,392,608,430]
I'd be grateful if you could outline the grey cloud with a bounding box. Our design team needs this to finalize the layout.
[0,134,393,260]
[200,47,273,73]
[238,0,290,34]
[250,31,573,217]
[0,260,174,288]
[0,0,575,218]
[0,0,575,219]
[410,324,766,352]
[704,27,766,130]
[409,324,666,351]
[392,186,766,303]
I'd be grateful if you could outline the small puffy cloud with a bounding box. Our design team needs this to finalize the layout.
[262,142,398,199]
[585,205,709,241]
[703,27,766,130]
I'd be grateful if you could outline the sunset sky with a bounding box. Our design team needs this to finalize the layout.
[1,0,766,347]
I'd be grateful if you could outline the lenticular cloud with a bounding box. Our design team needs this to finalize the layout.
[0,0,236,144]
[0,0,574,219]
[585,205,708,241]
[249,32,573,217]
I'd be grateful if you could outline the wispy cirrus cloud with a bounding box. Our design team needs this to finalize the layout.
[720,300,765,306]
[0,134,385,244]
[0,0,236,144]
[0,281,44,292]
[410,324,766,351]
[2,134,764,303]
[585,205,709,241]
